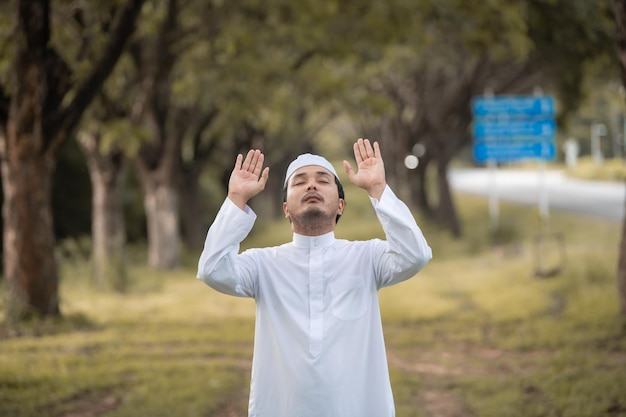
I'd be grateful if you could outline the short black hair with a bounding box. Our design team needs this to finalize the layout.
[283,176,345,223]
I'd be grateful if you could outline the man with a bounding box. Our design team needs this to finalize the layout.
[197,138,432,417]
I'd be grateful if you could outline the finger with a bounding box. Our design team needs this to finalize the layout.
[248,150,260,172]
[242,150,255,171]
[363,138,374,158]
[373,141,381,159]
[253,152,265,175]
[354,138,365,163]
[234,153,243,170]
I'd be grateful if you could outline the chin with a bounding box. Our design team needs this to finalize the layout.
[302,207,324,218]
[295,207,332,224]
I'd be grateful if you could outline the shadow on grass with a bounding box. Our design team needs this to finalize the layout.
[0,312,98,341]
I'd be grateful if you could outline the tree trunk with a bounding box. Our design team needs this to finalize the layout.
[144,182,180,269]
[618,193,626,315]
[2,0,60,321]
[180,170,205,251]
[379,120,407,200]
[135,126,184,270]
[79,133,128,291]
[1,147,59,320]
[611,0,626,315]
[436,156,462,237]
[410,155,434,218]
[139,168,181,269]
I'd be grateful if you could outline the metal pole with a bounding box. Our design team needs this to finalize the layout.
[538,160,549,227]
[488,159,499,229]
[591,123,606,165]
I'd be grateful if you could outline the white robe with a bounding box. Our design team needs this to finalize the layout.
[197,185,432,417]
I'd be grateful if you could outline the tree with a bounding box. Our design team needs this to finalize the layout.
[127,0,352,261]
[348,0,614,237]
[73,17,149,291]
[78,121,134,291]
[0,0,145,320]
[611,0,626,316]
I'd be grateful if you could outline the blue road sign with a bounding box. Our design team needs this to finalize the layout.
[473,119,556,139]
[471,95,557,162]
[472,96,555,117]
[473,140,556,163]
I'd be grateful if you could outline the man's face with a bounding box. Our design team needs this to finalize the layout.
[283,166,344,231]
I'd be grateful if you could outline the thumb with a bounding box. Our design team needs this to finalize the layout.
[343,160,356,182]
[259,167,270,187]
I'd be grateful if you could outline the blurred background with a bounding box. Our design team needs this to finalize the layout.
[0,1,625,416]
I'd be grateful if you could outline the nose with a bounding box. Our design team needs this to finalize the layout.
[306,180,317,190]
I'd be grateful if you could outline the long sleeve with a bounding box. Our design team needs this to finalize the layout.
[370,185,432,288]
[196,198,257,297]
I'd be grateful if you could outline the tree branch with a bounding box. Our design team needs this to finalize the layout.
[46,0,146,155]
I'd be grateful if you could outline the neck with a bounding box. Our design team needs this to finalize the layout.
[291,219,335,236]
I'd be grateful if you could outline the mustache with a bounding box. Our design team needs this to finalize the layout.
[301,192,324,202]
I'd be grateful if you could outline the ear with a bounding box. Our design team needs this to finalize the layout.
[337,198,345,215]
[283,201,290,219]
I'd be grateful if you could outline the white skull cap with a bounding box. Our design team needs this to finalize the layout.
[284,153,339,187]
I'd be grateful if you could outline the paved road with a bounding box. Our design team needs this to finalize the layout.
[449,168,626,222]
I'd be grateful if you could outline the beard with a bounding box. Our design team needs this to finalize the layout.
[290,206,335,235]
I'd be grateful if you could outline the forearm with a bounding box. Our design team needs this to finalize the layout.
[196,198,256,297]
[372,186,432,286]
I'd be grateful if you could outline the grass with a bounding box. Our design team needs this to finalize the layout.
[565,157,626,182]
[1,187,625,417]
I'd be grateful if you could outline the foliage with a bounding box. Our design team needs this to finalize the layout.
[3,0,615,241]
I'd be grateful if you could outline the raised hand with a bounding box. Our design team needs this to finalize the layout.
[228,149,270,209]
[343,138,386,200]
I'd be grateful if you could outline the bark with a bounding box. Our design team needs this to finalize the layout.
[135,113,184,269]
[0,0,145,320]
[136,112,183,270]
[379,118,412,202]
[79,132,128,291]
[435,155,461,237]
[138,166,181,269]
[618,189,626,315]
[1,146,59,319]
[611,0,626,315]
[180,172,205,251]
[131,0,184,269]
[2,0,61,320]
[179,109,220,250]
[410,154,434,218]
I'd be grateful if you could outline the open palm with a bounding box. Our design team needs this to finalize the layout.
[228,149,269,209]
[343,138,386,200]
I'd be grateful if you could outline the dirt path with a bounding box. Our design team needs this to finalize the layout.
[57,392,119,417]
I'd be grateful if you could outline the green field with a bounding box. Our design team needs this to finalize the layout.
[1,189,625,417]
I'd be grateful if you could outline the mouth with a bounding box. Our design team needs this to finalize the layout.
[302,194,323,203]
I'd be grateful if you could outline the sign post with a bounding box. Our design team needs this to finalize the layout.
[471,95,557,227]
[472,95,556,163]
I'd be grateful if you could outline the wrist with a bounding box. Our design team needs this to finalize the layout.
[228,193,248,210]
[367,182,386,201]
